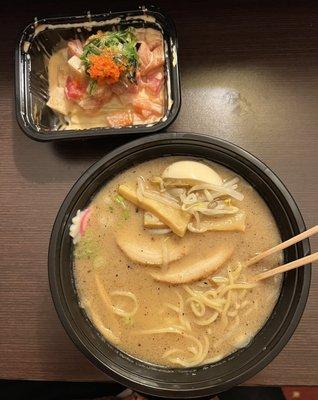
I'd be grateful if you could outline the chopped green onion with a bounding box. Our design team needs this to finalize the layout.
[88,79,97,95]
[93,256,105,269]
[122,315,133,326]
[80,29,139,82]
[114,194,126,207]
[123,209,130,220]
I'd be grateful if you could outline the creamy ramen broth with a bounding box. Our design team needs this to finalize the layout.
[72,157,282,367]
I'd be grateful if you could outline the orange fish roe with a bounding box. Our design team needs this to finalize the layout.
[87,54,124,85]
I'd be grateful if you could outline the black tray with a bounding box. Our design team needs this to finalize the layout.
[15,6,181,141]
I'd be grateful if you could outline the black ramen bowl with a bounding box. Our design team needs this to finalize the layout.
[48,133,311,399]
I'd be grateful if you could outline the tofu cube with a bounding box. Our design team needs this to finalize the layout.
[46,87,69,116]
[67,55,85,76]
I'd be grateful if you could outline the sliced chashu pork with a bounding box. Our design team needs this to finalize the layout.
[151,245,234,284]
[116,233,188,266]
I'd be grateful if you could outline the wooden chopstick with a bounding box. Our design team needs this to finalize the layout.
[246,225,318,267]
[251,252,318,282]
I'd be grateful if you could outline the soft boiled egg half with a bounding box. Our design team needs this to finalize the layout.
[162,160,223,186]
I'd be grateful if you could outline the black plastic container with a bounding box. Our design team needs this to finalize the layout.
[48,133,311,399]
[15,7,181,141]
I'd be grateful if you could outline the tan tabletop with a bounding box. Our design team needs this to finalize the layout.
[1,0,317,385]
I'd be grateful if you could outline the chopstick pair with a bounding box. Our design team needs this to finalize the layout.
[246,225,318,282]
